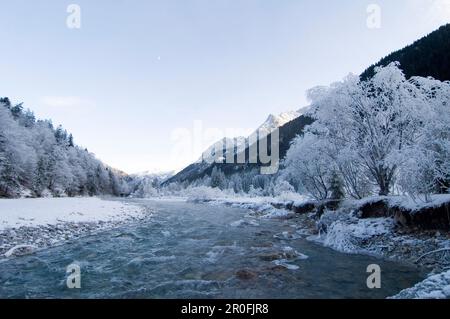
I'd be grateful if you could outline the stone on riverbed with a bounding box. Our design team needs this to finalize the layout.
[235,269,257,280]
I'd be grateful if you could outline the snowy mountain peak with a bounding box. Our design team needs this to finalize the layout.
[255,109,306,137]
[198,107,309,163]
[133,170,175,180]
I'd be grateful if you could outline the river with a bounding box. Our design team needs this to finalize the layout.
[0,200,424,298]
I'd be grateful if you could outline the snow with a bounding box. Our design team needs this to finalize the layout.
[322,218,394,254]
[390,270,450,299]
[0,103,131,199]
[199,137,247,163]
[0,197,144,231]
[4,244,38,258]
[199,193,308,220]
[132,170,175,180]
[387,194,450,212]
[260,208,294,219]
[349,194,450,213]
[271,246,309,270]
[272,259,300,270]
[184,186,232,202]
[192,107,307,167]
[282,64,450,201]
[134,196,188,202]
[254,109,303,138]
[186,189,309,207]
[155,187,311,220]
[282,246,309,260]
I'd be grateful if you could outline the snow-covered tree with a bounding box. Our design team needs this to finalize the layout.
[328,171,345,200]
[0,98,130,198]
[307,63,428,196]
[394,76,450,198]
[281,63,450,200]
[283,133,332,200]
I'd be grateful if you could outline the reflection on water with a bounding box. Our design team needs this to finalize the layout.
[0,200,424,299]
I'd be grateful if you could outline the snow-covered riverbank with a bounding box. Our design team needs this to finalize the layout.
[172,194,450,299]
[391,270,450,299]
[0,197,148,258]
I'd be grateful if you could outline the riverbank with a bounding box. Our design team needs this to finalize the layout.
[0,197,148,258]
[186,194,450,299]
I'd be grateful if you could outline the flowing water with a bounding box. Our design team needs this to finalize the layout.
[0,200,424,299]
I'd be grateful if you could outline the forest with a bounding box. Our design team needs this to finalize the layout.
[0,97,130,198]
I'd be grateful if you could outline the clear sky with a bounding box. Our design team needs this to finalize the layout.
[1,0,449,173]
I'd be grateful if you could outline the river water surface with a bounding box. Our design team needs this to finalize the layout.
[0,200,424,298]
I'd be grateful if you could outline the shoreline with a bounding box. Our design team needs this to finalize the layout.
[193,195,450,267]
[0,197,150,258]
[184,195,450,299]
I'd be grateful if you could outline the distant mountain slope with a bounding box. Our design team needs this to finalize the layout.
[199,137,246,164]
[165,113,313,184]
[133,170,175,181]
[166,108,309,185]
[361,24,450,81]
[199,110,302,164]
[129,171,175,197]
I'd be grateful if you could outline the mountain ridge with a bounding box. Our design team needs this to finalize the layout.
[166,23,450,186]
[361,24,450,81]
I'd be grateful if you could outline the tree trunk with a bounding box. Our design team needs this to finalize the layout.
[377,171,391,196]
[378,187,389,196]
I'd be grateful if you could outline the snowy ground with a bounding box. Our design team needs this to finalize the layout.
[349,193,450,212]
[0,197,148,258]
[391,270,450,299]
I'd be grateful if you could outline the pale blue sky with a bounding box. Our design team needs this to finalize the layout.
[1,0,449,173]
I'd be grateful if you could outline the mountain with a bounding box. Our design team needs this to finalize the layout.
[166,24,450,186]
[199,137,246,164]
[254,109,303,138]
[199,110,302,164]
[129,171,175,197]
[361,24,450,81]
[165,108,312,184]
[133,170,175,181]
